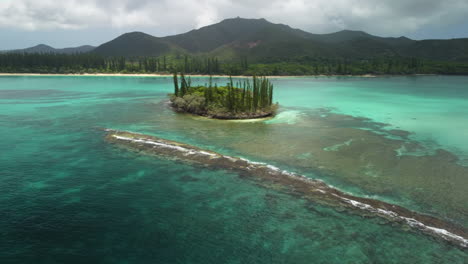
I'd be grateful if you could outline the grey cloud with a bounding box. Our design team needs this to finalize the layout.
[0,0,467,37]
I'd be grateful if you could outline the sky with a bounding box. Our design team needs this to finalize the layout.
[1,0,468,49]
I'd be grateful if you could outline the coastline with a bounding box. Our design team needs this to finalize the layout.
[0,73,449,78]
[174,109,275,120]
[0,73,382,78]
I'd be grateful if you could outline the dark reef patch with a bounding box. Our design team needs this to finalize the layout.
[104,129,468,249]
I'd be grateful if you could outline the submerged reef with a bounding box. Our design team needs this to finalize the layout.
[104,129,467,249]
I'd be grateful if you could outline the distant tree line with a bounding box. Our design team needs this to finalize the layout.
[238,56,468,75]
[0,52,467,75]
[0,53,107,73]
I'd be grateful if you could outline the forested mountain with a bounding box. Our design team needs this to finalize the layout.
[90,17,468,63]
[92,32,177,57]
[1,17,468,75]
[3,17,467,63]
[5,44,95,54]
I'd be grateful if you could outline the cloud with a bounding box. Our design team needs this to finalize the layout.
[255,0,468,35]
[0,0,467,37]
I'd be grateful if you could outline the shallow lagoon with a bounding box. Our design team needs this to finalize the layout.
[1,76,467,263]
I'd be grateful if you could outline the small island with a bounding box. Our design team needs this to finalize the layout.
[170,73,278,119]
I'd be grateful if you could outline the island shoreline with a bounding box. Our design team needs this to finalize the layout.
[171,106,276,120]
[0,73,447,78]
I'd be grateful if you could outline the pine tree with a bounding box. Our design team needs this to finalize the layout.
[180,72,187,96]
[173,72,179,96]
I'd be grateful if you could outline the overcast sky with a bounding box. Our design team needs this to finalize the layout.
[1,0,468,49]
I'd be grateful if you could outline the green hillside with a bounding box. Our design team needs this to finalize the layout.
[3,17,468,75]
[400,39,468,62]
[164,18,275,53]
[91,18,468,64]
[92,32,174,57]
[6,44,95,54]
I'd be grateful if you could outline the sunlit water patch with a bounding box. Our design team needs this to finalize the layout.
[271,76,468,164]
[265,110,304,124]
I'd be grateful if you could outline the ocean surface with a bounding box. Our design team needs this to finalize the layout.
[1,75,467,263]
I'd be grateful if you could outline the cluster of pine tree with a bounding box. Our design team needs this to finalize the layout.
[172,72,192,97]
[0,53,106,73]
[1,52,467,75]
[172,73,275,117]
[136,57,167,72]
[246,56,468,75]
[180,56,220,74]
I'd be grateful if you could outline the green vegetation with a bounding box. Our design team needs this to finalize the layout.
[1,18,468,75]
[90,18,468,63]
[239,57,468,75]
[0,53,107,74]
[92,32,171,57]
[170,73,277,119]
[1,52,468,75]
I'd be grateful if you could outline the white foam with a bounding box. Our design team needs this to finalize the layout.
[337,195,373,210]
[112,135,220,158]
[238,157,305,178]
[401,216,468,247]
[198,150,219,158]
[111,133,468,248]
[265,110,303,125]
[376,208,398,218]
[223,155,239,162]
[266,164,281,171]
[335,195,468,247]
[239,157,266,166]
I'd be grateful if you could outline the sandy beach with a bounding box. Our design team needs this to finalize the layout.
[0,73,378,78]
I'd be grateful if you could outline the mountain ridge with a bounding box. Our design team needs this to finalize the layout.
[4,44,95,54]
[90,17,468,62]
[4,18,468,62]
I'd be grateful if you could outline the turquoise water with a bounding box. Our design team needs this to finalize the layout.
[272,76,468,163]
[1,76,467,263]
